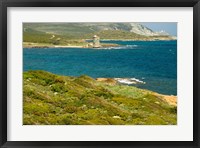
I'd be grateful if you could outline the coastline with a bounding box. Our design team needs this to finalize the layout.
[96,77,177,106]
[23,42,119,48]
[23,43,83,48]
[88,38,177,41]
[23,39,176,49]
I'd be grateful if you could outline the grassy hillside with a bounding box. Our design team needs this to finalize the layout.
[82,30,149,40]
[23,70,177,125]
[24,28,53,43]
[23,23,133,36]
[23,27,148,43]
[23,23,175,47]
[23,27,86,44]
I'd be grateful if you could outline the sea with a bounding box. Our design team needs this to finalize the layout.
[23,40,177,95]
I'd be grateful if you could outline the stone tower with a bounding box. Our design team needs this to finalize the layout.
[93,35,100,48]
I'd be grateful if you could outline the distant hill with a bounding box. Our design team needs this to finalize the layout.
[23,70,177,125]
[23,23,176,44]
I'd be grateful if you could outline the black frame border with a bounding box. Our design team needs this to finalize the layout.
[0,0,200,147]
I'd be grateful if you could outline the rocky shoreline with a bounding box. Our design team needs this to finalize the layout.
[23,42,120,48]
[96,77,177,106]
[23,38,176,49]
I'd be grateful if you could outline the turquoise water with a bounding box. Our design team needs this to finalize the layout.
[23,40,177,95]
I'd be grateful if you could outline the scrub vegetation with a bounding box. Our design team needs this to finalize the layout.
[23,70,177,125]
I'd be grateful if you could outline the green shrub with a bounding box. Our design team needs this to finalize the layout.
[23,70,177,125]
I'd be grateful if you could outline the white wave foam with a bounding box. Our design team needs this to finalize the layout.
[114,78,136,84]
[99,45,138,50]
[114,78,146,85]
[126,45,138,47]
[98,46,125,50]
[130,78,145,84]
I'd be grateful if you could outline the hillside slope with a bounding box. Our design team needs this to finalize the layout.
[23,23,176,46]
[23,70,177,125]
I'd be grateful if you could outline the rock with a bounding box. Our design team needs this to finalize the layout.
[113,116,121,119]
[119,104,124,107]
[96,78,117,85]
[81,104,87,110]
[153,92,177,106]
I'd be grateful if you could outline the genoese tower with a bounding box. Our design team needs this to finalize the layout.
[93,35,101,48]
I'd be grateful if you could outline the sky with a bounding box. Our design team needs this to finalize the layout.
[140,22,177,36]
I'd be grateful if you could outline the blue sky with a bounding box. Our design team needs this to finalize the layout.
[140,22,177,36]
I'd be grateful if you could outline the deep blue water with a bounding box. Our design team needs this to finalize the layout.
[23,40,177,95]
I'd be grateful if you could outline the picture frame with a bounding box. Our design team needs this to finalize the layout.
[0,0,200,147]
